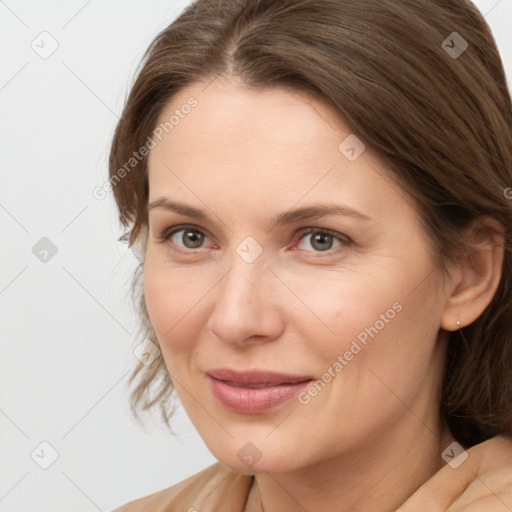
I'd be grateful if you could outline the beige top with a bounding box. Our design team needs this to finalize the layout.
[111,435,512,512]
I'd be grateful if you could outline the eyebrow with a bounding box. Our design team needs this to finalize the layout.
[148,198,371,227]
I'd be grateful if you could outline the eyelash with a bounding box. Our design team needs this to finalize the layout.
[156,224,352,257]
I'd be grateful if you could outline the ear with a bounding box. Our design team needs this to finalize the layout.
[440,216,505,332]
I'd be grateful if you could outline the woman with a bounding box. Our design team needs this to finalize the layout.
[109,0,512,510]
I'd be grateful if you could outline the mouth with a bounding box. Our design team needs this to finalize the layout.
[207,368,313,386]
[220,381,298,389]
[206,368,314,414]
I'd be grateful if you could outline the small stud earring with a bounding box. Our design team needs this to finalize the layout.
[456,320,461,329]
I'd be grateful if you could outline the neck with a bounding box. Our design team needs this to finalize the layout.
[245,396,453,512]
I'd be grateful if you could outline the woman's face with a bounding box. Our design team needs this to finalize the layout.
[144,78,451,474]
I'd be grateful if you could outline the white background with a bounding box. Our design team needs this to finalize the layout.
[1,1,511,511]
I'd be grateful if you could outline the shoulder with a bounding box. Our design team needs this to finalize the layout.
[111,461,254,512]
[397,435,512,511]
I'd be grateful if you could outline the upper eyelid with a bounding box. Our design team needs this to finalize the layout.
[161,223,213,241]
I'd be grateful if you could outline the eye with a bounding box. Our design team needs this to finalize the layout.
[158,224,211,250]
[294,228,350,255]
[156,224,351,256]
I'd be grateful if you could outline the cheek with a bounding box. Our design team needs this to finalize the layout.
[299,259,442,386]
[143,262,188,351]
[321,280,443,419]
[287,267,404,355]
[144,265,171,334]
[142,258,215,358]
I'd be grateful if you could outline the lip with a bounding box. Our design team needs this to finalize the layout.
[207,368,314,414]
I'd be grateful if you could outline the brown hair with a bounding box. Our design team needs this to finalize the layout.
[109,0,512,447]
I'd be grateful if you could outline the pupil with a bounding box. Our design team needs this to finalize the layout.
[312,233,332,251]
[184,231,203,248]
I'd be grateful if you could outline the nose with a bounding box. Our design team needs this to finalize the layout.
[207,251,285,347]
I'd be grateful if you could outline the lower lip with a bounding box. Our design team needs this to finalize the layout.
[208,375,312,414]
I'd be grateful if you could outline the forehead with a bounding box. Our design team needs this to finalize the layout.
[146,78,416,225]
[150,79,343,157]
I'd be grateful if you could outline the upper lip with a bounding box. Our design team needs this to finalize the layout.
[207,368,313,386]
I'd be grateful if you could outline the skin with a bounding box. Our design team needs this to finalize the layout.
[143,76,504,512]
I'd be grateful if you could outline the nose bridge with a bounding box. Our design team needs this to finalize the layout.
[218,246,268,316]
[208,240,280,344]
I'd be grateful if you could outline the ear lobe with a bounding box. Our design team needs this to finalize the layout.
[440,216,505,331]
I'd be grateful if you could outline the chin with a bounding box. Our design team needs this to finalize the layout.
[210,441,308,475]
